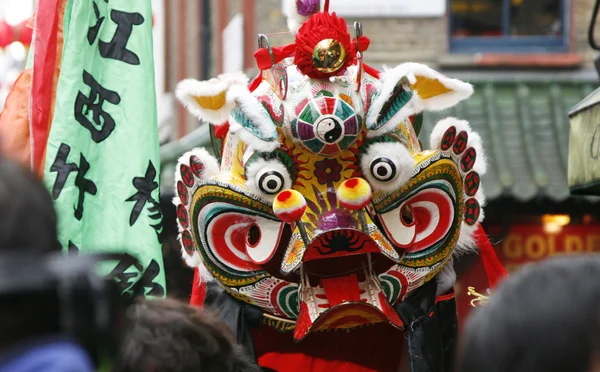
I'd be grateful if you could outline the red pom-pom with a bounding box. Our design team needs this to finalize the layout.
[357,35,370,53]
[294,12,355,79]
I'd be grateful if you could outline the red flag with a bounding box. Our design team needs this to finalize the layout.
[30,0,67,175]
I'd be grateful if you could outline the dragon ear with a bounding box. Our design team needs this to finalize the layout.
[227,85,280,152]
[176,72,248,125]
[177,74,280,152]
[366,63,473,137]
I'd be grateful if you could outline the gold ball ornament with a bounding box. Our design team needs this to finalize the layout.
[312,39,347,73]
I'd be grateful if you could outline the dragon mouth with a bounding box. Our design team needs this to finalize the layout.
[294,252,404,341]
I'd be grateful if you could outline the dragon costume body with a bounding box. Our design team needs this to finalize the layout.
[173,1,504,371]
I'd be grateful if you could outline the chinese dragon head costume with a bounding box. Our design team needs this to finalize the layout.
[173,1,505,371]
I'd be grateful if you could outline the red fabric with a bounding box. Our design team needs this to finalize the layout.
[474,224,509,289]
[31,0,62,174]
[254,43,296,70]
[294,12,355,79]
[189,267,207,307]
[252,323,405,372]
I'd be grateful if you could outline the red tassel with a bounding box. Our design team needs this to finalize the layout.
[363,63,380,79]
[474,224,508,289]
[248,72,263,92]
[189,267,207,307]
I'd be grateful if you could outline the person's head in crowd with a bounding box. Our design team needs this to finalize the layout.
[0,156,58,252]
[0,157,64,364]
[458,255,600,372]
[0,157,124,371]
[116,298,260,372]
[0,255,124,372]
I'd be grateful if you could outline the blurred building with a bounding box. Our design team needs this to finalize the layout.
[159,0,600,321]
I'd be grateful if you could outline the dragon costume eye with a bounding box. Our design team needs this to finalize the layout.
[370,158,397,182]
[258,170,286,195]
[245,156,293,201]
[360,141,415,193]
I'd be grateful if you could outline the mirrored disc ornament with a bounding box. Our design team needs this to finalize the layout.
[292,96,361,155]
[313,39,347,74]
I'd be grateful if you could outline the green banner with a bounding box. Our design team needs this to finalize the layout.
[43,0,165,297]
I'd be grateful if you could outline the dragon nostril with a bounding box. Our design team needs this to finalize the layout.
[246,224,261,247]
[401,205,414,225]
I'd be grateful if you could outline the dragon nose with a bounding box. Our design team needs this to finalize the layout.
[272,189,307,222]
[337,178,372,233]
[272,189,311,249]
[336,177,372,210]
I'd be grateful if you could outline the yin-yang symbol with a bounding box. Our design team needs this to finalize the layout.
[315,115,344,144]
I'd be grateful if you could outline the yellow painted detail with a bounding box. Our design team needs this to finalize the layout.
[194,90,227,110]
[410,76,452,99]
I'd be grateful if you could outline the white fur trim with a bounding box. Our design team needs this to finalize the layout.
[197,261,215,282]
[178,240,215,283]
[367,63,473,138]
[456,223,478,255]
[176,148,221,182]
[430,117,487,175]
[173,148,221,199]
[245,158,293,202]
[360,142,415,193]
[176,73,248,125]
[181,245,202,267]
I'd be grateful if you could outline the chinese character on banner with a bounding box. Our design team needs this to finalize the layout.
[50,143,98,220]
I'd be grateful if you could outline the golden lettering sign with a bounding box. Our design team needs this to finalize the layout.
[502,233,600,261]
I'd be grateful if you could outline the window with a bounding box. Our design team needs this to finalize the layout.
[449,0,569,53]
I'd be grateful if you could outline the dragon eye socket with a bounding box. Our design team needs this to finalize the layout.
[245,155,293,201]
[258,171,285,195]
[370,158,397,182]
[360,142,415,193]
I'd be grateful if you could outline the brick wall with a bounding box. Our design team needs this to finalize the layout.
[208,0,600,74]
[574,0,600,67]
